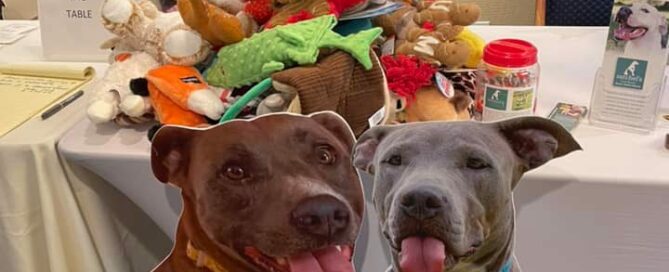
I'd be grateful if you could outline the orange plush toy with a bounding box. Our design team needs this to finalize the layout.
[178,0,253,48]
[131,65,225,128]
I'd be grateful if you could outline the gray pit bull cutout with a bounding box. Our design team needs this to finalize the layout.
[352,117,581,272]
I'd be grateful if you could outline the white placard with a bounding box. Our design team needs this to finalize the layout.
[38,0,112,61]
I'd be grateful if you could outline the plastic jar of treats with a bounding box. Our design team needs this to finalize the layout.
[475,39,539,122]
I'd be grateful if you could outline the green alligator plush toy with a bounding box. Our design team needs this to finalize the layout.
[205,15,382,89]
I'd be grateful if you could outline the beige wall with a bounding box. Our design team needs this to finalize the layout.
[3,0,38,19]
[0,0,162,20]
[461,0,537,25]
[2,0,535,24]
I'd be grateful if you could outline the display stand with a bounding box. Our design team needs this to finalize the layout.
[590,67,667,134]
[589,1,669,134]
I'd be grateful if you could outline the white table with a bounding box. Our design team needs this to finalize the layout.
[0,21,170,272]
[59,26,669,272]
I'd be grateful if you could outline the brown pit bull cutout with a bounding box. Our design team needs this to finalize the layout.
[150,111,364,272]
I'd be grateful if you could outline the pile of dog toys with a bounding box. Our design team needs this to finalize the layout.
[86,0,485,138]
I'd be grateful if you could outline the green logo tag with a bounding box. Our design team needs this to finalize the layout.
[485,86,508,110]
[613,58,647,90]
[512,88,534,111]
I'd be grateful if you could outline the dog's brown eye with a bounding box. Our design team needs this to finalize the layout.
[386,155,402,166]
[641,8,650,13]
[224,166,246,180]
[466,157,490,170]
[317,147,335,165]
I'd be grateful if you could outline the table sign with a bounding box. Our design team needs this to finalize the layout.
[37,0,112,61]
[590,1,668,133]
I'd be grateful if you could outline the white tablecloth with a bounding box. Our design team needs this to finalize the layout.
[0,21,170,272]
[59,25,669,272]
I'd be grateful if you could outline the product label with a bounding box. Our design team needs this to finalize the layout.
[484,86,509,110]
[511,88,534,111]
[483,85,535,121]
[381,36,396,56]
[368,107,386,128]
[613,58,647,90]
[180,76,202,84]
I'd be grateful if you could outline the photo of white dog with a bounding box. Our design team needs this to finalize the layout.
[613,2,669,53]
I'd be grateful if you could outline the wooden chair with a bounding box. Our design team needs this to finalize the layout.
[536,0,546,26]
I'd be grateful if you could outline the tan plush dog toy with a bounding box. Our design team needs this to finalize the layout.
[374,0,480,69]
[374,1,480,40]
[413,0,481,26]
[396,32,471,68]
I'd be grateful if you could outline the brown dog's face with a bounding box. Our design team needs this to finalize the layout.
[151,112,364,272]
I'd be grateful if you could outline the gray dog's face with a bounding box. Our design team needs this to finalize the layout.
[353,117,580,272]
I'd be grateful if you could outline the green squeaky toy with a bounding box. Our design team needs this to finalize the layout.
[205,15,382,89]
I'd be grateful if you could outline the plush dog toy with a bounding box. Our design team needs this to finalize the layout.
[374,1,480,40]
[177,0,257,48]
[381,55,472,123]
[373,0,483,69]
[131,65,224,129]
[87,51,160,125]
[402,86,472,122]
[101,0,211,66]
[205,15,382,88]
[396,34,471,68]
[413,0,481,26]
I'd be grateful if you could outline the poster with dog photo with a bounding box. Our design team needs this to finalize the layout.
[590,0,669,133]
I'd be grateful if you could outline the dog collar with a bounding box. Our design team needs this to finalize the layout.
[186,241,230,272]
[500,258,513,272]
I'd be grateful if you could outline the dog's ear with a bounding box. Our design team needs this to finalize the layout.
[353,125,399,174]
[151,125,197,187]
[310,111,357,150]
[493,116,581,173]
[659,15,668,48]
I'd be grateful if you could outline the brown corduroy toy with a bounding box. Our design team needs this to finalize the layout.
[270,50,390,137]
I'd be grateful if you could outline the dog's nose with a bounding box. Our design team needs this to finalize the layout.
[291,195,350,239]
[400,188,444,220]
[618,6,632,21]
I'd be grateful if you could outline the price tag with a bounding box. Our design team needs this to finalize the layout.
[368,107,386,127]
[381,36,396,56]
[435,72,454,98]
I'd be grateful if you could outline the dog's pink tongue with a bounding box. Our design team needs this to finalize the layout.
[615,27,632,40]
[289,246,354,272]
[399,237,446,272]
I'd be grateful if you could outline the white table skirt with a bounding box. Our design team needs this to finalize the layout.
[0,21,170,272]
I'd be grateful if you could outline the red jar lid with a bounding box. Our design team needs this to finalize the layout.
[483,39,538,68]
